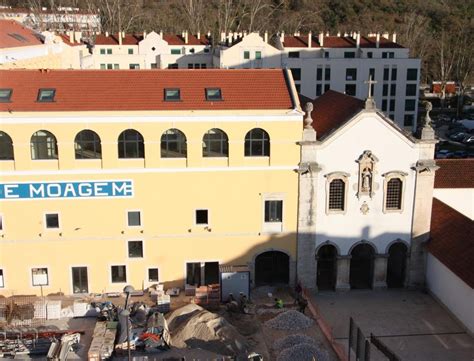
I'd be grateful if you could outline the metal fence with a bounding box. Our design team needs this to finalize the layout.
[0,296,47,327]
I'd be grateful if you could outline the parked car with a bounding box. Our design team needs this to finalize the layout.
[452,150,468,158]
[463,135,474,144]
[436,149,454,159]
[446,127,466,136]
[449,132,467,141]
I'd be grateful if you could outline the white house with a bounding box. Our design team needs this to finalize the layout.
[296,90,436,291]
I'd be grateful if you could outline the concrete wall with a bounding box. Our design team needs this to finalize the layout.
[426,253,474,333]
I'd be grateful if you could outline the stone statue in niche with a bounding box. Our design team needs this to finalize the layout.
[357,150,378,198]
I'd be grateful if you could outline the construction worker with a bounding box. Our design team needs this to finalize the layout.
[274,298,284,309]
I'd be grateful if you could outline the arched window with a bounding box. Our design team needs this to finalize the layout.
[31,130,58,160]
[329,179,345,211]
[202,128,228,157]
[161,128,187,158]
[386,178,403,210]
[118,129,144,158]
[245,128,270,156]
[0,131,14,160]
[74,130,102,159]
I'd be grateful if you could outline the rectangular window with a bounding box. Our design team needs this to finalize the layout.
[386,178,402,210]
[255,51,262,59]
[194,63,201,69]
[345,68,357,81]
[106,48,112,54]
[344,51,355,58]
[383,84,388,97]
[243,51,250,59]
[295,83,301,93]
[383,68,389,81]
[32,268,48,286]
[382,99,387,111]
[290,68,301,81]
[382,52,388,59]
[201,63,207,69]
[188,63,194,69]
[168,63,178,69]
[151,63,158,69]
[407,68,418,81]
[0,88,12,102]
[265,200,283,223]
[128,48,133,54]
[390,84,396,96]
[316,84,322,96]
[45,213,59,229]
[129,64,140,69]
[100,48,105,55]
[405,99,416,111]
[324,84,330,93]
[113,64,119,69]
[37,88,56,102]
[324,51,329,58]
[205,88,222,101]
[389,52,394,58]
[127,211,141,227]
[369,68,375,80]
[404,114,414,126]
[328,179,345,211]
[316,67,322,81]
[148,268,159,282]
[288,51,300,58]
[391,68,397,81]
[111,265,126,283]
[0,269,3,288]
[195,209,208,225]
[165,88,180,101]
[128,240,143,258]
[367,52,373,58]
[107,64,113,70]
[171,49,181,55]
[345,84,356,96]
[406,84,417,96]
[324,67,331,81]
[389,99,395,112]
[100,64,106,70]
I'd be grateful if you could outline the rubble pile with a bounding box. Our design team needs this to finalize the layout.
[265,310,313,330]
[273,334,315,352]
[277,343,330,361]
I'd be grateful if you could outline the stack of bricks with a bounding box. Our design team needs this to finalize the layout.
[87,321,117,361]
[207,284,221,310]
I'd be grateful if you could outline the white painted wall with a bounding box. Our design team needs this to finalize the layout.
[314,111,419,255]
[433,189,474,220]
[426,253,474,333]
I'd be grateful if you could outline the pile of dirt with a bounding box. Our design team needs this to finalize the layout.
[273,334,315,352]
[277,343,330,361]
[167,304,249,357]
[265,310,313,330]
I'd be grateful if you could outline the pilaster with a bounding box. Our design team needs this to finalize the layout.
[373,254,388,289]
[335,256,351,291]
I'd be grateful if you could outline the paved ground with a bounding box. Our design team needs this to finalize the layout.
[311,289,474,361]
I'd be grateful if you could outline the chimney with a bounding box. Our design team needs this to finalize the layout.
[160,30,163,38]
[382,32,389,39]
[308,31,312,48]
[376,33,380,48]
[197,31,200,40]
[143,31,147,39]
[264,31,268,43]
[105,31,109,37]
[184,30,188,44]
[343,32,348,37]
[392,32,397,43]
[280,31,285,43]
[356,32,360,48]
[326,31,329,36]
[207,31,211,37]
[118,31,122,45]
[319,32,324,47]
[220,32,225,42]
[69,30,74,43]
[181,30,185,39]
[243,30,247,37]
[337,31,341,37]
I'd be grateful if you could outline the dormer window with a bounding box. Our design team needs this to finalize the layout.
[0,89,12,102]
[164,88,180,101]
[205,88,222,101]
[37,89,56,102]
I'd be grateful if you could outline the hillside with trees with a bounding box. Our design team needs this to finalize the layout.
[3,0,473,86]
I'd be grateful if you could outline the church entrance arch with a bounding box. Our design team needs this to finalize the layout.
[387,242,408,288]
[350,243,375,289]
[316,245,337,290]
[255,251,289,286]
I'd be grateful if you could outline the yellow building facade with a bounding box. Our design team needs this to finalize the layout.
[0,69,303,296]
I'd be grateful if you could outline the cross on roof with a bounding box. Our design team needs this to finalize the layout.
[364,75,377,110]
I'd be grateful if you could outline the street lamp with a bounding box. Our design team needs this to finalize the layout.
[121,285,135,361]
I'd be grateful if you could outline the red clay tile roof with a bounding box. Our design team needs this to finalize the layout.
[58,33,83,46]
[434,159,474,189]
[0,69,294,112]
[0,20,43,49]
[94,33,210,46]
[310,90,364,139]
[281,34,404,48]
[428,198,474,288]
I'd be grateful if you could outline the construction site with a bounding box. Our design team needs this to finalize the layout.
[0,285,338,361]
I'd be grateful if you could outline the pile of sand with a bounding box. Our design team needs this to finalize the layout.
[167,304,249,357]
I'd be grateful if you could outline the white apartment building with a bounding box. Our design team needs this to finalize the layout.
[216,31,421,130]
[90,31,212,70]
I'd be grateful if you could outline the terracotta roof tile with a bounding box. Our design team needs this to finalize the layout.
[428,198,474,288]
[0,69,293,112]
[0,20,43,49]
[58,33,83,47]
[94,33,210,46]
[310,90,364,139]
[281,34,404,49]
[434,159,474,188]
